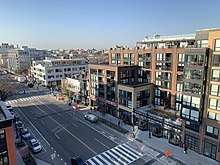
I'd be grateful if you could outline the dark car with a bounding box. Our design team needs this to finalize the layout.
[28,83,34,88]
[71,156,85,165]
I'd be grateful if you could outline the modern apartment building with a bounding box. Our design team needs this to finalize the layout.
[109,34,196,113]
[0,101,16,165]
[89,64,154,124]
[180,29,220,161]
[31,58,88,87]
[107,28,220,161]
[7,46,48,73]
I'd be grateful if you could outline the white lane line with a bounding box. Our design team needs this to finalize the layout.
[94,138,110,149]
[79,119,120,145]
[15,107,51,147]
[55,134,60,140]
[72,122,78,127]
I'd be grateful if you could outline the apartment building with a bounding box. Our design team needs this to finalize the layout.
[31,58,88,87]
[108,28,220,161]
[0,101,16,165]
[7,46,48,73]
[179,29,220,161]
[89,64,154,124]
[109,34,196,113]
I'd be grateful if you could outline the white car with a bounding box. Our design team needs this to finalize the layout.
[21,128,31,140]
[84,114,98,123]
[30,138,42,153]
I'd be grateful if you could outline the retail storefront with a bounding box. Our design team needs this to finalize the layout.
[134,109,182,146]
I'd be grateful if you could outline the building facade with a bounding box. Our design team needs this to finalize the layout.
[0,101,16,165]
[31,58,88,87]
[180,29,220,161]
[61,71,89,105]
[107,28,220,161]
[7,46,48,74]
[89,64,154,124]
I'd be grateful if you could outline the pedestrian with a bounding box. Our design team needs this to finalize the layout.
[118,121,120,127]
[149,131,151,138]
[183,143,188,154]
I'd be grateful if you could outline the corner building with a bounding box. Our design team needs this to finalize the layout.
[89,28,220,161]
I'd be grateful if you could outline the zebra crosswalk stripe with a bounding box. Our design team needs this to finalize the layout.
[102,152,120,165]
[86,143,143,165]
[97,155,112,165]
[118,145,139,158]
[92,157,104,165]
[123,144,142,156]
[116,146,137,161]
[87,159,96,165]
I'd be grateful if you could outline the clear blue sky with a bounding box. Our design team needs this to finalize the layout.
[0,0,220,50]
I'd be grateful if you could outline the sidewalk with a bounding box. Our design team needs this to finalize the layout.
[80,107,219,165]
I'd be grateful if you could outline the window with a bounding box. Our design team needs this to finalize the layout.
[213,55,220,66]
[182,107,190,118]
[206,125,219,139]
[212,70,220,81]
[215,39,220,51]
[178,53,185,62]
[208,112,220,121]
[183,95,191,106]
[177,83,183,92]
[191,97,200,108]
[210,84,220,96]
[176,93,182,101]
[209,98,220,110]
[190,110,199,121]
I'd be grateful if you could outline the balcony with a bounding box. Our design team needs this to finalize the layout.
[185,61,204,66]
[184,87,201,95]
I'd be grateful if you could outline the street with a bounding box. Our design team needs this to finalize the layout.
[7,87,188,165]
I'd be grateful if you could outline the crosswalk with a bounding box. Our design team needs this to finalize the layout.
[6,95,47,104]
[14,89,40,95]
[86,143,143,165]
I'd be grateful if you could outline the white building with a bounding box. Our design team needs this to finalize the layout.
[31,58,88,87]
[7,46,48,73]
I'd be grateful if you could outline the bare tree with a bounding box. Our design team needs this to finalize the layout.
[0,77,22,101]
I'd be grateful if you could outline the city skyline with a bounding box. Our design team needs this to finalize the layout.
[1,0,220,50]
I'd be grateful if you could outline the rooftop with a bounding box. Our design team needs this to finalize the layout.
[142,33,195,42]
[0,101,14,121]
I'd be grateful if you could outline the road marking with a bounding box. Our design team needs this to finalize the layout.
[79,119,120,144]
[15,106,51,147]
[72,122,78,127]
[41,120,45,124]
[94,138,110,149]
[55,134,60,140]
[30,100,97,155]
[51,153,56,160]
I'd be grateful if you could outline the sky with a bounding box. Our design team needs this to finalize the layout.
[0,0,220,50]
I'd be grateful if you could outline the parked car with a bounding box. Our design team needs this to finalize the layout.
[71,156,85,165]
[30,138,42,153]
[15,121,23,129]
[84,114,98,123]
[21,128,31,140]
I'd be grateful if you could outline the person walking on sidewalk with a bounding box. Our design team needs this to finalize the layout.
[183,143,188,154]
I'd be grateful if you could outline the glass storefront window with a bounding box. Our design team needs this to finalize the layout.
[204,142,217,159]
